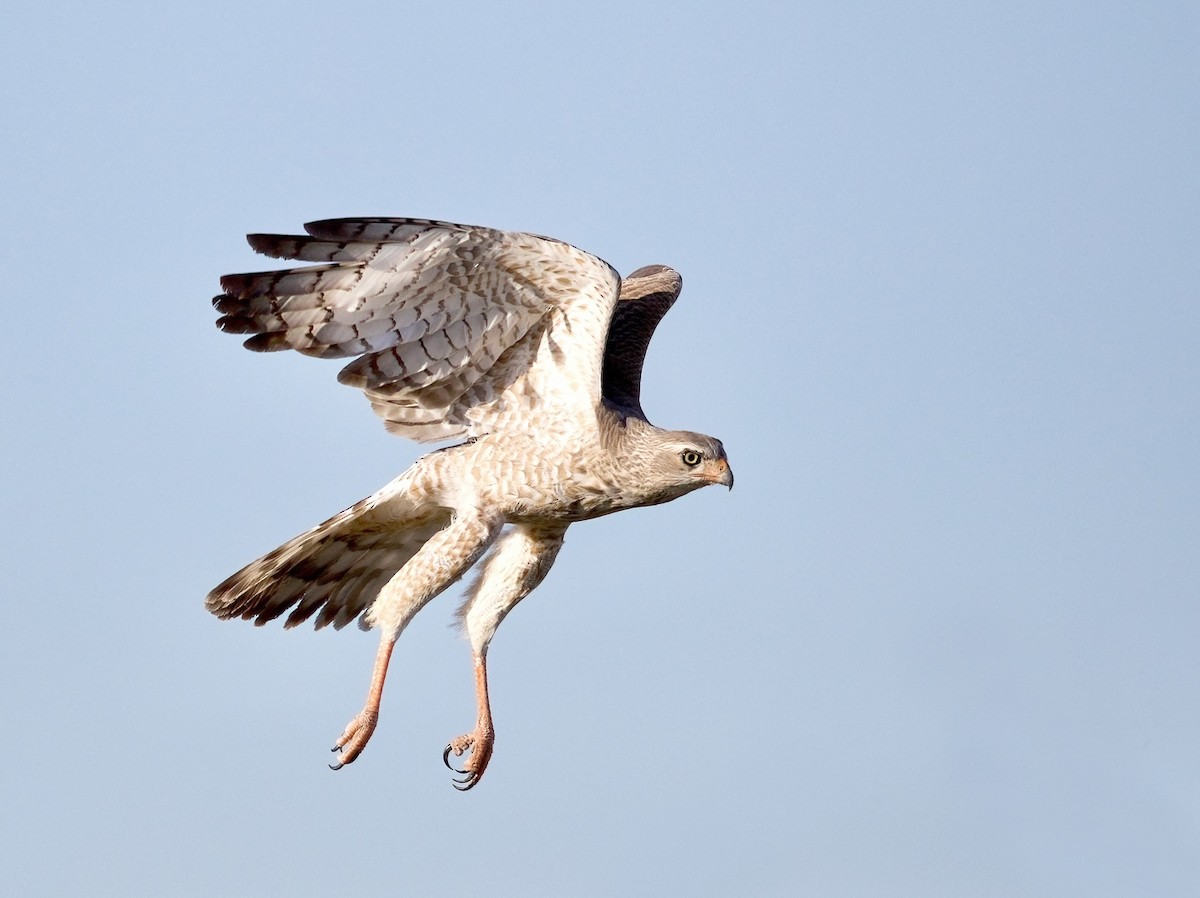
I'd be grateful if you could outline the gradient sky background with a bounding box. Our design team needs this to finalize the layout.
[3,2,1197,895]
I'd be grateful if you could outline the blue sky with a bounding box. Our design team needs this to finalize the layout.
[3,1,1198,895]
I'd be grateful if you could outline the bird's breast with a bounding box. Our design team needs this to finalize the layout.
[490,462,627,524]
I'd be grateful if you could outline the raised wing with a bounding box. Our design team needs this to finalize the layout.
[601,265,683,421]
[214,218,620,441]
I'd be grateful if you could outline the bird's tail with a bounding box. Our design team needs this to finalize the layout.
[206,480,450,631]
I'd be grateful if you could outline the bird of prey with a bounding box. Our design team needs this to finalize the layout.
[206,217,732,790]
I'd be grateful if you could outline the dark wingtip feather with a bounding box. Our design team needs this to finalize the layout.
[304,218,366,239]
[243,332,291,352]
[600,265,684,414]
[204,591,231,618]
[303,216,467,241]
[219,273,252,297]
[247,233,300,259]
[336,360,370,388]
[215,315,260,335]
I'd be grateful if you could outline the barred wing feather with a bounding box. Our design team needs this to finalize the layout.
[215,218,621,442]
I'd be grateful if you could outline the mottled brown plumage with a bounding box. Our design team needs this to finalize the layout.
[207,218,731,789]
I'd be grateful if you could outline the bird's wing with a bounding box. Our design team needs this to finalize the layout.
[205,475,452,630]
[215,218,621,442]
[600,265,684,420]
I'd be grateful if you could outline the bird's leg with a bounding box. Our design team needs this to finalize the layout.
[328,508,502,772]
[330,631,395,770]
[444,649,494,791]
[443,524,568,790]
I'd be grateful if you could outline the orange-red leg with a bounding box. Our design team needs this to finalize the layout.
[329,635,396,770]
[443,651,495,791]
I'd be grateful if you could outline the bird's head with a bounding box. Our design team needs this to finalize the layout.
[625,427,733,507]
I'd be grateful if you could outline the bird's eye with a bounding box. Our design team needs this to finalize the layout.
[681,449,703,468]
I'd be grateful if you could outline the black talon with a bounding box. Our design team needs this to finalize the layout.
[329,761,343,771]
[452,777,477,792]
[443,745,469,774]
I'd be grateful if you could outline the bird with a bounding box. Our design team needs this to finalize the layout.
[206,217,732,790]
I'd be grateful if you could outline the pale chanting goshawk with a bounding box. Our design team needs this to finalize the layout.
[206,217,732,789]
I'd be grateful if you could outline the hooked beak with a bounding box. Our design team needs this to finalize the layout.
[704,457,734,490]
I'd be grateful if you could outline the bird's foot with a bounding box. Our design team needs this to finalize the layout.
[442,727,494,791]
[329,709,378,771]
